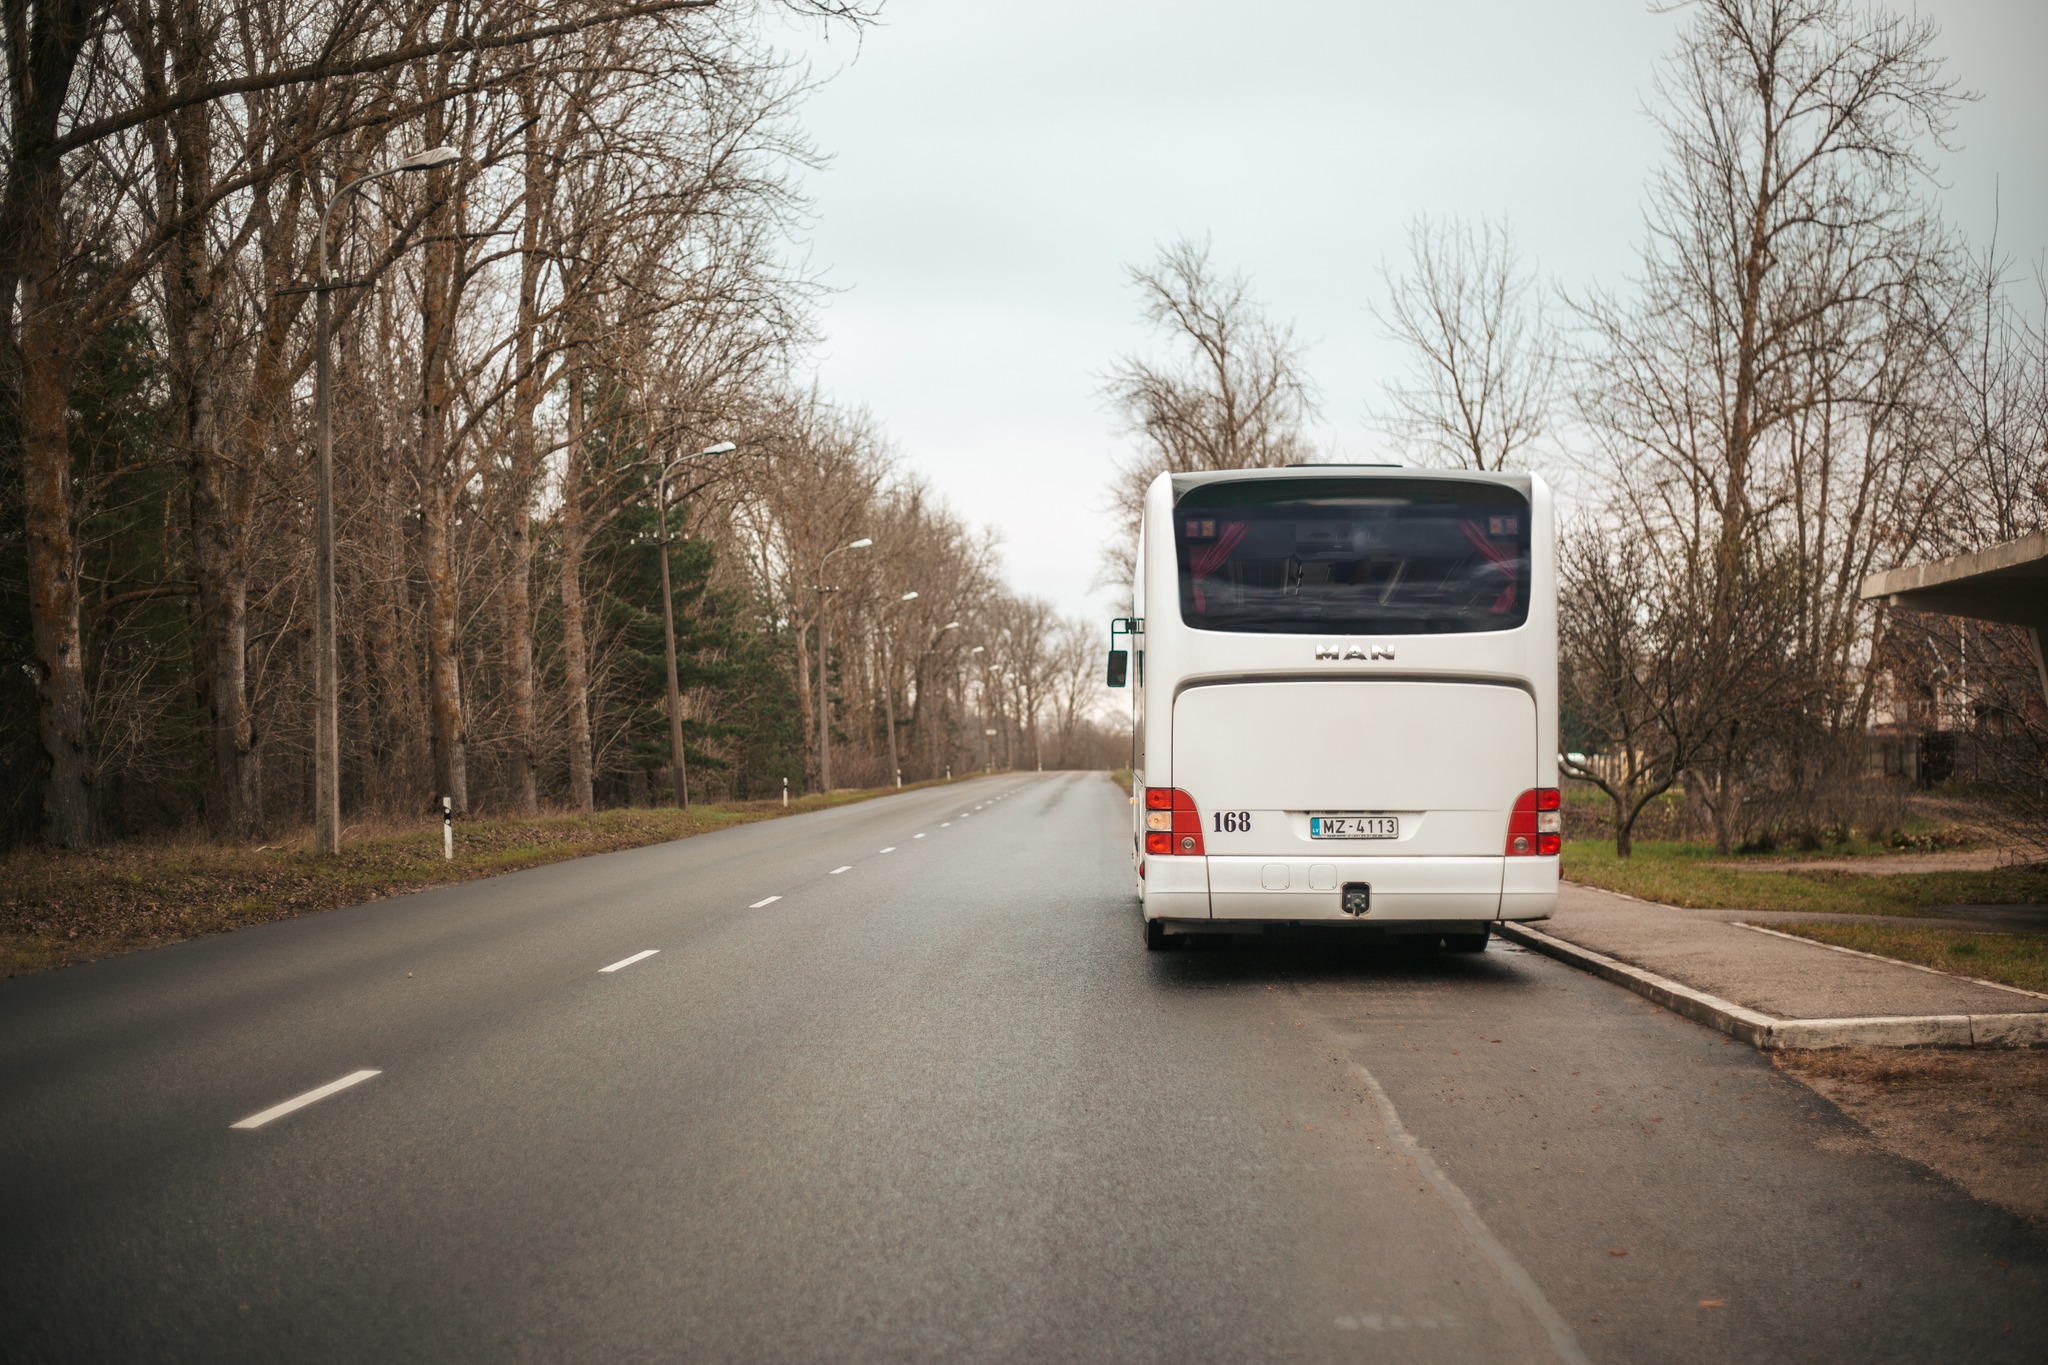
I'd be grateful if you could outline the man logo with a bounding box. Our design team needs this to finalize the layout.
[1316,643,1395,661]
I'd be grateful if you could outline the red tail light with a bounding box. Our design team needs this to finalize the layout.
[1506,788,1562,856]
[1141,788,1205,856]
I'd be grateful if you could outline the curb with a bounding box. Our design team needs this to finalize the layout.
[1496,922,2048,1050]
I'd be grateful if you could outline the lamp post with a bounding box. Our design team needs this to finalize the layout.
[658,440,735,811]
[312,145,460,855]
[1001,669,1018,770]
[815,537,872,791]
[879,591,919,787]
[967,644,989,774]
[921,620,960,778]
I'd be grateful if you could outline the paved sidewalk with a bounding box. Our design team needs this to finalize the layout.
[1536,881,2048,1022]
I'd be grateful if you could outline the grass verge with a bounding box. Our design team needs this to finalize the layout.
[0,777,981,978]
[1762,921,2048,996]
[1562,839,2048,916]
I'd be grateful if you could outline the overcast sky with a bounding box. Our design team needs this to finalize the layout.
[771,0,2048,625]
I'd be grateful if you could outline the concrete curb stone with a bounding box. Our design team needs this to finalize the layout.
[1498,922,2048,1050]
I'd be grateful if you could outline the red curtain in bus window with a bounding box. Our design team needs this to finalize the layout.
[1458,521,1519,614]
[1189,521,1249,612]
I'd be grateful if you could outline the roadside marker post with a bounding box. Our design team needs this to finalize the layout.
[782,777,789,808]
[441,796,453,860]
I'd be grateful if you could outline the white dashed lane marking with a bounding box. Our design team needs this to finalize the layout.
[600,949,660,973]
[230,1070,381,1131]
[914,833,926,838]
[880,847,896,853]
[940,822,951,827]
[749,895,782,908]
[829,866,852,875]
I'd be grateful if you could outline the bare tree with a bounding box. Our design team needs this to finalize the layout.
[1940,240,2048,549]
[1101,238,1317,582]
[1042,616,1105,769]
[1570,0,1967,846]
[2,0,871,844]
[1370,213,1555,471]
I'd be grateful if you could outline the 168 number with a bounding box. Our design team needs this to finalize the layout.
[1212,811,1251,833]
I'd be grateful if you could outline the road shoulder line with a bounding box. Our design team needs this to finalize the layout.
[1347,1061,1591,1365]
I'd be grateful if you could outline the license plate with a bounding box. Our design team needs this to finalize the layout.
[1310,815,1399,840]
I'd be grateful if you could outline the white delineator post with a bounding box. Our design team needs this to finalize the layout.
[782,777,789,808]
[442,796,453,860]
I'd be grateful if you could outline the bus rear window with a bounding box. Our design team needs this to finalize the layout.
[1173,477,1531,635]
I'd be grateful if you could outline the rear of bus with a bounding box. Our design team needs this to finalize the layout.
[1128,468,1558,949]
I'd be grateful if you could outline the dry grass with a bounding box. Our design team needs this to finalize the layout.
[1775,1047,2048,1231]
[1762,921,2048,996]
[0,778,968,977]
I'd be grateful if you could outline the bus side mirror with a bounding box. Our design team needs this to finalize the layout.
[1106,649,1129,688]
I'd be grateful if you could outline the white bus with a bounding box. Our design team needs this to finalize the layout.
[1109,467,1559,952]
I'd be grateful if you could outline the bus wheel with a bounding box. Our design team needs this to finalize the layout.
[1145,918,1179,952]
[1444,930,1490,954]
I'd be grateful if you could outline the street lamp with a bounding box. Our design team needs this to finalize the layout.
[877,591,920,787]
[816,537,872,791]
[908,621,960,779]
[311,145,460,855]
[999,669,1019,771]
[657,440,737,811]
[967,645,992,773]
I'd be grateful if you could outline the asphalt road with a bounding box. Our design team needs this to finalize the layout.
[2,771,2042,1363]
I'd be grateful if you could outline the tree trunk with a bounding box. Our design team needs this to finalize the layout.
[13,116,94,845]
[417,139,467,814]
[190,505,258,838]
[791,608,817,791]
[818,605,833,792]
[880,634,899,786]
[6,8,94,844]
[500,83,546,817]
[501,520,539,814]
[366,390,426,814]
[421,490,468,814]
[19,234,92,846]
[559,508,594,812]
[165,146,261,841]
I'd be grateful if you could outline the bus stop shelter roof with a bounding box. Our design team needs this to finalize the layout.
[1859,529,2048,629]
[1862,529,2048,706]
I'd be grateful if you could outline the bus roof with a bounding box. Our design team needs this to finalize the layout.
[1167,467,1534,498]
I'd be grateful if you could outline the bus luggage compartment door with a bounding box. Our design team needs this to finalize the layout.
[1173,680,1534,914]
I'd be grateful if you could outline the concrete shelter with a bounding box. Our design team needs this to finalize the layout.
[1861,529,2048,706]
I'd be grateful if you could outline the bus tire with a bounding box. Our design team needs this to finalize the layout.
[1145,918,1178,952]
[1444,930,1490,954]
